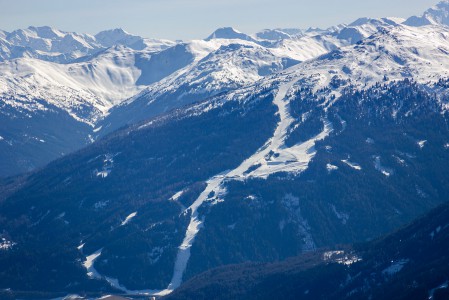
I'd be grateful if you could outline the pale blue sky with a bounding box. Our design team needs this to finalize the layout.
[0,0,438,40]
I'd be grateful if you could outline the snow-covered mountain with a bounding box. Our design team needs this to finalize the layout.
[99,37,301,134]
[255,28,294,41]
[0,26,175,63]
[2,23,357,175]
[205,27,257,42]
[404,0,449,27]
[0,6,447,177]
[95,28,175,51]
[282,24,449,95]
[1,1,449,298]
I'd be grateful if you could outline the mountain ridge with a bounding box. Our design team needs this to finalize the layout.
[1,2,449,298]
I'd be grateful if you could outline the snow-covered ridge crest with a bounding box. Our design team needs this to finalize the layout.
[404,0,449,27]
[0,25,176,62]
[3,17,442,128]
[280,24,449,97]
[0,46,144,125]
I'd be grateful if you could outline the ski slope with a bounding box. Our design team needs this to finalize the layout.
[162,80,333,293]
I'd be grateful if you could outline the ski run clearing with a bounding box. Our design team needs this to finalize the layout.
[163,80,334,293]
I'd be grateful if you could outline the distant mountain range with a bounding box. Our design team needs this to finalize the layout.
[0,1,449,299]
[0,14,405,176]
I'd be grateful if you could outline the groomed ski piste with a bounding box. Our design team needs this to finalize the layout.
[81,80,334,297]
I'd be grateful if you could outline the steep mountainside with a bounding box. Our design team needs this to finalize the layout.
[0,16,415,177]
[99,40,299,134]
[1,3,449,299]
[0,29,295,176]
[0,76,448,298]
[98,17,408,135]
[165,201,449,300]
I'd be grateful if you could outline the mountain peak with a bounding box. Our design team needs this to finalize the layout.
[98,27,129,35]
[27,26,67,39]
[205,27,254,42]
[95,28,142,48]
[404,0,449,27]
[255,29,292,41]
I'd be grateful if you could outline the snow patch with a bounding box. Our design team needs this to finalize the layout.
[96,170,111,178]
[337,255,362,265]
[83,249,103,279]
[120,212,137,226]
[323,250,345,260]
[0,238,16,250]
[374,156,393,176]
[95,153,116,178]
[170,191,184,202]
[326,163,339,173]
[342,159,362,170]
[323,250,361,265]
[77,243,85,251]
[382,259,409,276]
[418,140,427,149]
[169,190,187,212]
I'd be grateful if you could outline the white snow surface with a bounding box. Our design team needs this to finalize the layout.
[418,140,428,149]
[0,47,144,125]
[0,238,16,250]
[83,249,103,279]
[120,212,137,226]
[404,1,449,27]
[279,24,449,98]
[326,163,339,173]
[342,159,362,170]
[323,250,345,260]
[129,38,302,108]
[5,20,449,131]
[323,250,362,265]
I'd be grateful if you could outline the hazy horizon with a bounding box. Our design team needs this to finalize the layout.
[0,0,439,40]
